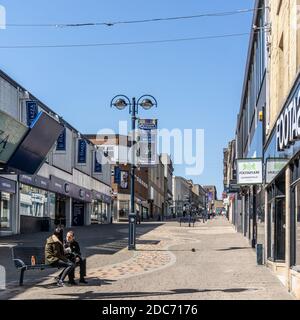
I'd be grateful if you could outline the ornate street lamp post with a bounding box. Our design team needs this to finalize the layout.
[111,95,157,250]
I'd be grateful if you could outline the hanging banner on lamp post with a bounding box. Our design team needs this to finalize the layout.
[236,159,263,185]
[137,119,158,166]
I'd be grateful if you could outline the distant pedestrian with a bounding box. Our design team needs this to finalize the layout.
[136,211,141,224]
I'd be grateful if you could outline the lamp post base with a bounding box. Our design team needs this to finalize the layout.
[128,213,137,250]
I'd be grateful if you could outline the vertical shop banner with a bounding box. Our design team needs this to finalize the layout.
[26,101,38,127]
[114,166,121,184]
[56,127,66,151]
[94,152,102,173]
[77,139,87,164]
[138,119,158,166]
[120,170,129,189]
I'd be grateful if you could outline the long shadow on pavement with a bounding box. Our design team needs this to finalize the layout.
[53,287,260,300]
[216,247,251,252]
[0,223,164,300]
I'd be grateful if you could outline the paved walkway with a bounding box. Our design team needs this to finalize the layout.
[0,217,294,300]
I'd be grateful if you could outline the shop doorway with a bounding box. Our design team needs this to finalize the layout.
[268,196,286,261]
[55,195,67,227]
[72,200,85,226]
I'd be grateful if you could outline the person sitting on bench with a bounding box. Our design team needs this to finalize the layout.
[45,228,75,287]
[64,231,88,284]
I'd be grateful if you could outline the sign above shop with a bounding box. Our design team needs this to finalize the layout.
[19,174,50,190]
[265,158,288,184]
[237,159,263,185]
[276,83,300,151]
[0,177,16,194]
[0,110,28,164]
[7,112,64,175]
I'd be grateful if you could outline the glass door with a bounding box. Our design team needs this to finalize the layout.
[275,197,286,261]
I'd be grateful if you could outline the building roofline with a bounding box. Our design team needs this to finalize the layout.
[236,0,264,129]
[0,69,94,146]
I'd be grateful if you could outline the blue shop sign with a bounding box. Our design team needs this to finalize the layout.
[26,101,38,126]
[114,166,121,184]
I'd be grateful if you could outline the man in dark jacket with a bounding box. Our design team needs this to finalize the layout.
[64,231,87,284]
[45,228,75,287]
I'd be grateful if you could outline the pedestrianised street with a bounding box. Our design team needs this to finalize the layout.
[0,218,292,300]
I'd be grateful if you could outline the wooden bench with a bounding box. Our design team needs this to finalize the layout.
[12,247,59,286]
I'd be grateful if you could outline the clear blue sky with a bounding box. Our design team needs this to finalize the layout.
[0,0,254,197]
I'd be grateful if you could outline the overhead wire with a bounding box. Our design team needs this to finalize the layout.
[0,32,257,49]
[2,7,266,28]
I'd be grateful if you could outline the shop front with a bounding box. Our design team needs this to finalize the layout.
[264,74,300,297]
[19,175,53,234]
[50,176,92,228]
[91,190,111,224]
[19,174,93,233]
[0,177,16,236]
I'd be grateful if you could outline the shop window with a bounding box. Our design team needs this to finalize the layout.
[119,201,129,218]
[91,201,108,224]
[20,185,48,218]
[49,193,56,220]
[0,192,11,229]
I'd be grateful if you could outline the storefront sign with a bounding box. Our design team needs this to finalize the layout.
[0,177,16,194]
[237,159,263,185]
[0,110,28,164]
[77,139,87,164]
[276,83,300,151]
[266,158,288,184]
[19,175,50,190]
[64,183,70,194]
[224,184,240,194]
[26,101,38,127]
[50,176,92,203]
[56,127,66,151]
[7,112,64,175]
[50,176,68,195]
[92,190,111,204]
[138,119,158,166]
[85,191,92,201]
